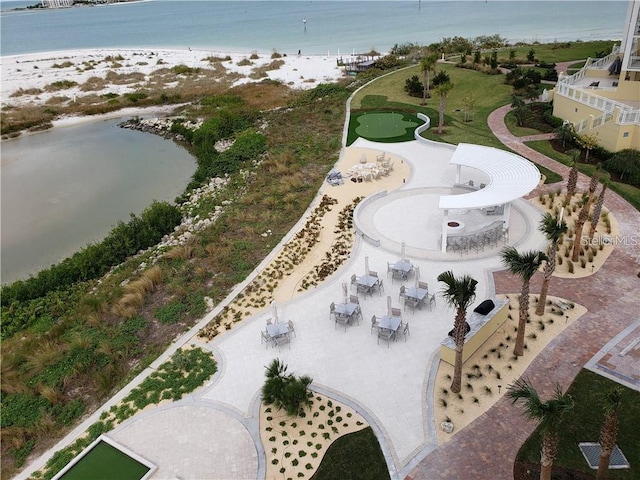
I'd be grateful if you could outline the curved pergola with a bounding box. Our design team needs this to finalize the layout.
[438,143,541,251]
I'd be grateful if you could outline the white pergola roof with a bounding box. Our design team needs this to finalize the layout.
[439,143,541,209]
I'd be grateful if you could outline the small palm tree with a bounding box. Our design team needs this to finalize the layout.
[501,246,547,356]
[437,270,478,394]
[420,53,438,105]
[555,122,575,149]
[536,213,568,316]
[572,193,591,262]
[507,378,573,480]
[262,358,313,416]
[435,81,454,134]
[589,181,609,240]
[596,387,623,479]
[564,151,580,207]
[579,133,599,163]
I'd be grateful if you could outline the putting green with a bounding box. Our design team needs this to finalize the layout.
[355,112,419,140]
[59,440,150,480]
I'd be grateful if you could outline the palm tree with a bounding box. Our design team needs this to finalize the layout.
[437,270,478,394]
[588,163,602,201]
[564,151,581,207]
[555,122,575,149]
[262,358,313,416]
[420,53,438,105]
[435,81,454,134]
[506,378,574,480]
[535,213,568,316]
[501,246,547,356]
[589,181,609,240]
[511,94,530,127]
[596,387,623,479]
[572,193,591,263]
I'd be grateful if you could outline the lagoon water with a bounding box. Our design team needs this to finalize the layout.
[0,0,629,282]
[1,118,196,283]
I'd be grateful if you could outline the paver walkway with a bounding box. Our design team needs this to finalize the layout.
[407,105,639,479]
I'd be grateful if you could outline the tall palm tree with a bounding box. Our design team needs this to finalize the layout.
[506,378,574,480]
[420,53,438,105]
[564,151,580,207]
[501,246,547,356]
[596,387,623,479]
[437,270,478,394]
[572,193,591,263]
[589,181,609,240]
[588,163,602,200]
[535,212,568,316]
[435,81,454,134]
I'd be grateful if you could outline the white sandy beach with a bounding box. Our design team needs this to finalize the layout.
[1,47,346,109]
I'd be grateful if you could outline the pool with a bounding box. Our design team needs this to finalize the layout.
[53,436,156,480]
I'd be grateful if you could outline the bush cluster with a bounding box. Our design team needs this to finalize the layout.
[1,201,181,311]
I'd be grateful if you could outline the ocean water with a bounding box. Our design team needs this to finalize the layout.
[0,1,629,57]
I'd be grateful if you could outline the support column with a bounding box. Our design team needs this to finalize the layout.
[455,165,461,184]
[441,209,449,252]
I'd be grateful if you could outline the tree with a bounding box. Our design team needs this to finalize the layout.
[511,94,530,127]
[262,359,313,416]
[473,50,481,64]
[462,95,477,122]
[572,193,591,262]
[589,181,609,240]
[579,133,599,163]
[588,163,603,200]
[404,75,423,97]
[527,48,536,62]
[596,387,623,480]
[420,53,438,105]
[434,81,453,134]
[500,246,547,356]
[437,271,478,394]
[555,122,575,149]
[604,148,640,183]
[564,151,581,207]
[535,212,568,316]
[506,378,574,480]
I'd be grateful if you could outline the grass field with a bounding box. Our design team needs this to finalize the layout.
[517,369,639,479]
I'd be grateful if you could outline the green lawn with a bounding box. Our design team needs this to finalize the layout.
[498,40,617,64]
[348,111,421,145]
[526,141,640,211]
[517,369,639,479]
[312,427,390,480]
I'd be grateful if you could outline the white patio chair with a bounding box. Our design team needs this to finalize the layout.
[418,281,429,290]
[261,330,271,349]
[404,296,420,313]
[287,319,296,337]
[391,307,402,319]
[275,334,290,350]
[350,295,359,304]
[377,328,394,348]
[370,315,378,334]
[335,315,349,332]
[399,285,406,302]
[329,302,336,320]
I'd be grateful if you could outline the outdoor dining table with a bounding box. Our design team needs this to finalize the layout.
[356,274,379,295]
[335,302,359,320]
[378,315,402,333]
[392,260,413,279]
[405,287,428,302]
[266,322,290,339]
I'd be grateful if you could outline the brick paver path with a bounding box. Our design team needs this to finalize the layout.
[407,105,639,480]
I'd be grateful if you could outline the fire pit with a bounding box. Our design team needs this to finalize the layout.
[447,221,465,233]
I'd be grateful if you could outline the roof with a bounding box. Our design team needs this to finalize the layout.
[439,143,540,210]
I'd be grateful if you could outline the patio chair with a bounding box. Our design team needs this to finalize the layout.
[404,296,420,313]
[275,334,290,350]
[399,285,406,302]
[287,319,296,337]
[373,279,384,296]
[369,270,378,278]
[350,273,357,288]
[370,315,379,333]
[261,330,271,349]
[427,294,436,311]
[391,307,402,319]
[469,233,484,253]
[377,328,394,348]
[391,269,405,283]
[387,262,392,276]
[329,302,336,320]
[418,281,429,290]
[335,315,349,332]
[357,283,372,297]
[398,322,410,342]
[350,295,359,304]
[266,318,273,325]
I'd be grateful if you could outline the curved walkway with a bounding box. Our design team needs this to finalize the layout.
[407,106,639,479]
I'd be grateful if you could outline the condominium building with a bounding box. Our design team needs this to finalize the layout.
[552,0,640,152]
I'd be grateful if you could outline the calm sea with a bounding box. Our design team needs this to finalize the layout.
[0,1,629,57]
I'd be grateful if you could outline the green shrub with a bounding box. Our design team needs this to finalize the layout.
[154,301,187,324]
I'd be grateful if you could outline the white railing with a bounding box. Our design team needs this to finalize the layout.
[558,45,620,87]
